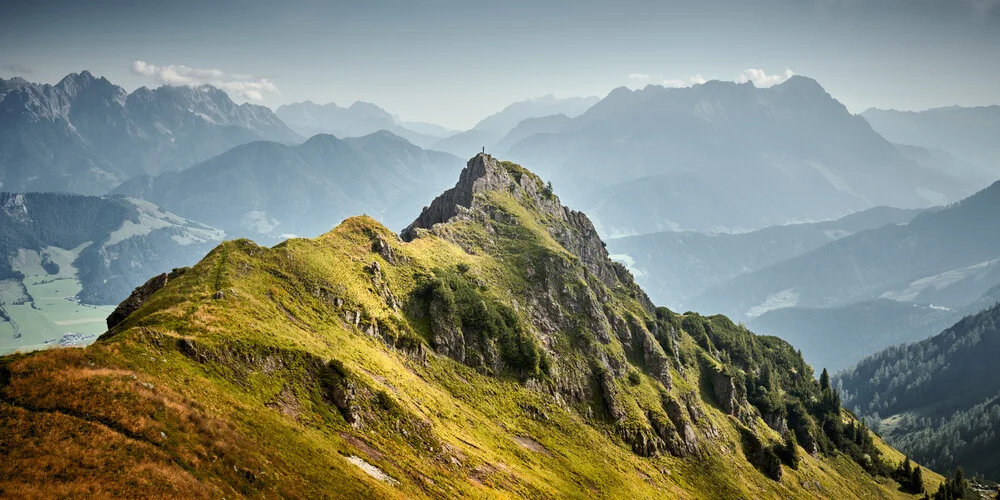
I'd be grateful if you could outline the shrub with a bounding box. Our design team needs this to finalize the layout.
[417,267,549,378]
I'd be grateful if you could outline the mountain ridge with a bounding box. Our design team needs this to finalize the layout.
[112,130,464,240]
[862,106,1000,178]
[503,76,979,235]
[0,153,942,498]
[0,71,301,194]
[275,100,444,149]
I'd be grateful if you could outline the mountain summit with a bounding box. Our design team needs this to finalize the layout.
[0,155,939,497]
[504,77,979,235]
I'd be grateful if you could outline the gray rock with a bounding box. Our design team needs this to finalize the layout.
[106,273,169,329]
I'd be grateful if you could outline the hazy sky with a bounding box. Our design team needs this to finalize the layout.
[1,0,998,129]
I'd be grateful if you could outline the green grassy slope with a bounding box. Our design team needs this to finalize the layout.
[0,155,942,498]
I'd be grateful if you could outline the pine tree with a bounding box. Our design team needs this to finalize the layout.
[820,368,831,392]
[779,430,800,469]
[911,466,923,494]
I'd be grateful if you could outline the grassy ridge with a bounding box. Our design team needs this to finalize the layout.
[0,161,944,498]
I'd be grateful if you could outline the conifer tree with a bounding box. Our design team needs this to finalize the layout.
[911,466,923,494]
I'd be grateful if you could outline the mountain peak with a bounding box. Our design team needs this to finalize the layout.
[55,70,100,93]
[401,153,515,241]
[774,74,827,94]
[402,153,644,293]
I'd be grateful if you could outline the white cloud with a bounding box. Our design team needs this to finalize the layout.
[131,60,278,101]
[662,74,708,88]
[736,68,796,87]
[628,73,651,81]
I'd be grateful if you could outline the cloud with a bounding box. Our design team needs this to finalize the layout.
[0,64,32,75]
[662,74,708,88]
[737,68,796,87]
[131,60,278,101]
[628,73,651,81]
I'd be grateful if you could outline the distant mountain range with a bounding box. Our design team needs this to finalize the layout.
[275,100,449,149]
[694,180,1000,317]
[431,95,599,158]
[863,106,1000,180]
[113,131,464,239]
[503,77,981,235]
[837,302,1000,479]
[0,72,301,194]
[688,180,1000,371]
[607,206,922,309]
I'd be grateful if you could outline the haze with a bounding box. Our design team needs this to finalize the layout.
[2,0,998,129]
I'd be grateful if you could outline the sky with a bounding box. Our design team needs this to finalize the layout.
[1,0,998,130]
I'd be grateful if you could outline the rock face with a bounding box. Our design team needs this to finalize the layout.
[401,153,512,241]
[402,154,682,456]
[106,267,187,329]
[711,367,751,424]
[403,153,651,303]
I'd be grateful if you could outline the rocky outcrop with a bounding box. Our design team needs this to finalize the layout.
[401,153,513,241]
[106,267,187,329]
[763,412,789,434]
[401,153,653,312]
[710,366,753,425]
[663,396,700,457]
[630,317,673,389]
[427,286,465,363]
[598,369,627,422]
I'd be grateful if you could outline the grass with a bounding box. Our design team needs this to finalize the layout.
[0,161,946,498]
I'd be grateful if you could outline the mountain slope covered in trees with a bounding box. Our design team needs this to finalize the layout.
[0,192,222,304]
[837,303,1000,479]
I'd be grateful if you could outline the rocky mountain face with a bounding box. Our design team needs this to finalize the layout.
[607,206,922,309]
[430,95,599,158]
[837,303,1000,479]
[275,100,443,149]
[503,77,980,235]
[113,131,464,240]
[0,72,301,194]
[0,192,223,305]
[862,106,1000,179]
[0,154,940,498]
[691,180,1000,371]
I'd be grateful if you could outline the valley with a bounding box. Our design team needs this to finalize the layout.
[0,245,114,355]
